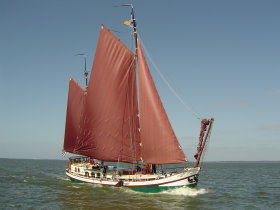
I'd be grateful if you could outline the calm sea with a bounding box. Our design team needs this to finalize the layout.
[0,159,279,209]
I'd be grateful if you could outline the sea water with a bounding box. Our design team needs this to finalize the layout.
[0,159,279,209]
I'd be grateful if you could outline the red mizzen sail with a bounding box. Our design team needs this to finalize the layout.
[74,26,141,162]
[137,40,187,164]
[63,78,85,153]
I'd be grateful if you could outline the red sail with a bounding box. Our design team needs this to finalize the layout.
[137,41,187,164]
[63,78,85,153]
[74,26,140,162]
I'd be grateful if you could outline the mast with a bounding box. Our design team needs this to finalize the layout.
[76,53,89,88]
[130,5,138,56]
[128,5,139,163]
[119,4,138,56]
[120,4,139,163]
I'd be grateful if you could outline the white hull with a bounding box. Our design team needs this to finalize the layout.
[65,164,200,192]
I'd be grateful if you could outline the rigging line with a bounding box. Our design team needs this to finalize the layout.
[138,35,201,120]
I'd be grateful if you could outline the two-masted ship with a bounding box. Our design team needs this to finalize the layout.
[63,5,213,193]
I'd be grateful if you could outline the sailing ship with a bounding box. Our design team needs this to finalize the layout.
[63,5,214,193]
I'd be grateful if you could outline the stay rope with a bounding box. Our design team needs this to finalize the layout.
[138,35,201,120]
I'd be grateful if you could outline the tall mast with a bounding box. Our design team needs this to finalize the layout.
[115,4,140,163]
[129,4,139,163]
[120,4,139,163]
[130,5,138,56]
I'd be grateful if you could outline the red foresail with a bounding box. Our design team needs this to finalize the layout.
[137,40,187,164]
[74,26,140,162]
[63,78,85,153]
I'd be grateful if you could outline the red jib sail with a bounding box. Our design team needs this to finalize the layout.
[74,26,141,162]
[63,78,85,153]
[137,40,187,164]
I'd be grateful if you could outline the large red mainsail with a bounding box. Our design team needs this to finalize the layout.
[63,78,85,153]
[64,26,187,164]
[74,26,141,162]
[137,40,187,164]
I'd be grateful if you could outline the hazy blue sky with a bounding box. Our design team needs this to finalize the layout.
[1,0,279,161]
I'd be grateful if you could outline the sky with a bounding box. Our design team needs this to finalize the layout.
[0,0,279,161]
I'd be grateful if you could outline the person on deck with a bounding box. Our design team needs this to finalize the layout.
[151,164,157,174]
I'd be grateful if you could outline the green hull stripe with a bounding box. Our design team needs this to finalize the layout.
[70,177,83,183]
[129,183,197,193]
